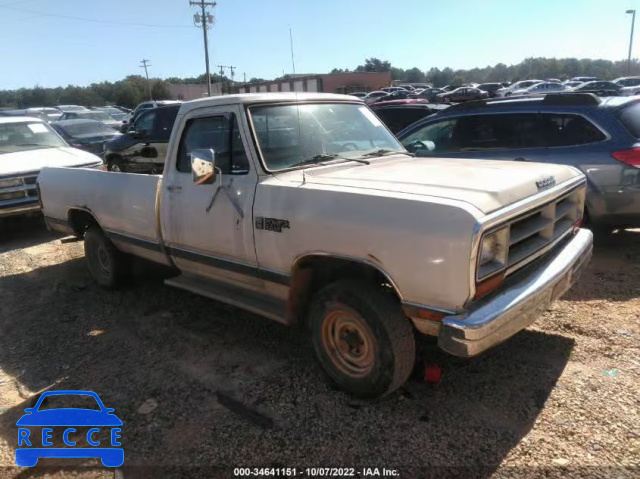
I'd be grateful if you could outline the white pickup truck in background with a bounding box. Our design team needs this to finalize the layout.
[0,116,103,218]
[38,93,593,397]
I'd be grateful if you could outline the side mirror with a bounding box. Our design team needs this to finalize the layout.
[405,140,436,153]
[132,129,147,139]
[191,148,216,185]
[23,408,34,414]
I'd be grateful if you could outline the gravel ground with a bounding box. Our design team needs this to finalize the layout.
[0,216,638,479]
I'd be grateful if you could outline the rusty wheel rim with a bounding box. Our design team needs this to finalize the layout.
[321,303,375,377]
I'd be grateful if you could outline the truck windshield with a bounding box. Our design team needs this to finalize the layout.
[0,121,67,155]
[249,103,405,171]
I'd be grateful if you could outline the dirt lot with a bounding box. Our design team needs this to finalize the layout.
[0,216,638,478]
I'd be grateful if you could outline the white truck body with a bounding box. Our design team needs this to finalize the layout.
[38,93,593,397]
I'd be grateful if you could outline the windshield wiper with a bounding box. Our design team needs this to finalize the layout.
[15,143,53,148]
[357,149,413,159]
[293,153,370,168]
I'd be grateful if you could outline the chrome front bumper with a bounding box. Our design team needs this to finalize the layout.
[438,228,593,357]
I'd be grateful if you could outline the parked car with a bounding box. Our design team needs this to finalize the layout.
[50,119,120,156]
[370,100,450,133]
[363,91,391,104]
[39,92,592,398]
[123,100,182,130]
[396,93,640,229]
[495,80,542,97]
[570,76,598,83]
[476,83,504,97]
[563,81,584,89]
[55,105,89,113]
[545,78,562,83]
[380,86,406,93]
[510,82,568,96]
[103,104,179,173]
[25,107,62,121]
[416,88,446,101]
[372,90,417,103]
[58,110,123,130]
[0,116,103,218]
[435,87,488,103]
[571,81,622,97]
[441,85,461,92]
[613,76,640,87]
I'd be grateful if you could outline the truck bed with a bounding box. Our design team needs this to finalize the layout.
[39,167,161,248]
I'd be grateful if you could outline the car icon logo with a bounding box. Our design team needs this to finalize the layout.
[15,390,123,467]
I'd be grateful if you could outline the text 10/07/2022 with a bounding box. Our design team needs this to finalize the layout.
[233,468,399,477]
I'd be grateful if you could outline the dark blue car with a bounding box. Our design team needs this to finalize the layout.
[396,93,640,229]
[16,390,123,467]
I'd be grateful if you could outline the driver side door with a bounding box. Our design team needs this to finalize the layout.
[160,105,259,286]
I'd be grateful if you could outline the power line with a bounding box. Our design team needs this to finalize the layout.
[0,4,193,28]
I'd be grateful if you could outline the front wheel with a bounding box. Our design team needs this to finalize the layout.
[107,157,125,172]
[84,226,128,289]
[308,280,416,398]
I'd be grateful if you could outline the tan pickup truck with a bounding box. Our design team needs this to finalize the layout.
[38,93,593,397]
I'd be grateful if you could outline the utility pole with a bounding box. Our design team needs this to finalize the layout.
[228,66,235,93]
[140,59,152,100]
[243,72,247,83]
[217,65,226,94]
[627,9,636,75]
[190,0,217,96]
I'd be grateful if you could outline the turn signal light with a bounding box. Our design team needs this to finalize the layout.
[417,309,445,322]
[612,148,640,167]
[475,273,505,300]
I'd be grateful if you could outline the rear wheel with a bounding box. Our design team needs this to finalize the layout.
[308,280,416,398]
[84,226,128,289]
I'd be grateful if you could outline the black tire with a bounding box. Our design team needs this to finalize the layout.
[308,280,416,398]
[84,226,127,289]
[107,157,125,173]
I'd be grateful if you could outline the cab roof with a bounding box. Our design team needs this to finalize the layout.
[179,93,362,114]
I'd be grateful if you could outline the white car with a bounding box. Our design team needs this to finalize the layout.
[363,91,390,104]
[38,93,592,398]
[495,80,543,97]
[0,116,103,217]
[510,82,568,96]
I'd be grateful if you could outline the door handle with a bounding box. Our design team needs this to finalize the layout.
[166,185,182,192]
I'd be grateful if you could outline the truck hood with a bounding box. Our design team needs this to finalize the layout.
[303,155,581,214]
[0,147,102,177]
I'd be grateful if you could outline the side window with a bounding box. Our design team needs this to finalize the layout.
[401,119,459,153]
[154,109,178,140]
[177,115,250,174]
[450,114,543,150]
[540,114,606,147]
[135,111,156,134]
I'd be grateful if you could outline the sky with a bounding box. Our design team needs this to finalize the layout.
[0,0,638,89]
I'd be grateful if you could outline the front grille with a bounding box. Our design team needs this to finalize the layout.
[479,186,586,280]
[0,190,25,201]
[0,174,39,206]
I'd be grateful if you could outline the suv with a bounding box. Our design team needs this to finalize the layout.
[396,93,640,229]
[104,105,180,173]
[370,100,449,133]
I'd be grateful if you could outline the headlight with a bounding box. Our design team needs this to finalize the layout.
[478,227,509,277]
